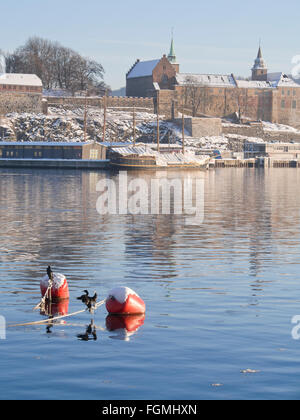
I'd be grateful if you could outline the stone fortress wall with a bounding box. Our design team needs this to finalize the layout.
[44,96,155,114]
[0,92,42,115]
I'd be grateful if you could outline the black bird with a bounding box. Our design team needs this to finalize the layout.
[77,290,98,312]
[87,292,98,311]
[77,290,90,304]
[47,266,54,281]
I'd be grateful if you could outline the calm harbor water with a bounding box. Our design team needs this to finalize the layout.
[1,167,300,400]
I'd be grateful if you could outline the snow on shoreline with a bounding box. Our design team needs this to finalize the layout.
[1,107,299,152]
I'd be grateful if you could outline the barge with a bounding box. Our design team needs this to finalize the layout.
[0,141,109,169]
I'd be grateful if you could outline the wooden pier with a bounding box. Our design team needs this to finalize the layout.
[210,158,300,169]
[211,158,258,168]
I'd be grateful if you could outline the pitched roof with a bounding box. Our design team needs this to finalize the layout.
[0,73,42,87]
[267,72,299,88]
[236,80,274,89]
[176,73,236,87]
[0,141,92,147]
[127,59,160,79]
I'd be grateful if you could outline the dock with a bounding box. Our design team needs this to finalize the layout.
[210,157,300,169]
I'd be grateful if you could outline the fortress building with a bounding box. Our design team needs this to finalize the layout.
[126,55,176,97]
[126,41,300,128]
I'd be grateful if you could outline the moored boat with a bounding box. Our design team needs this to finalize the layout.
[107,144,210,170]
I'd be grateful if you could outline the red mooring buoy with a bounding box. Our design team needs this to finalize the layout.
[106,287,146,315]
[40,272,70,302]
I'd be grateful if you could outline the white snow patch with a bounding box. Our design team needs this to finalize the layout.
[41,273,66,289]
[262,121,300,133]
[107,286,139,304]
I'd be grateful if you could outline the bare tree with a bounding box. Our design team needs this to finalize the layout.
[0,49,5,73]
[182,76,205,117]
[4,37,108,94]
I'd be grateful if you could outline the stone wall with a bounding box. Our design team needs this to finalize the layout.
[272,89,300,129]
[0,92,42,115]
[156,90,177,120]
[222,123,300,143]
[174,117,222,137]
[174,85,273,122]
[45,96,155,113]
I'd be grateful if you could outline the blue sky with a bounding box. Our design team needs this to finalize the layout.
[1,0,300,89]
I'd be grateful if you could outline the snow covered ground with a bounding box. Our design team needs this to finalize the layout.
[1,106,299,154]
[262,121,300,133]
[223,120,300,134]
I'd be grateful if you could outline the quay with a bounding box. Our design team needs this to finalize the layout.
[1,141,300,170]
[210,157,300,169]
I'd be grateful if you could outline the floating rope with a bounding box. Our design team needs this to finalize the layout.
[8,299,106,328]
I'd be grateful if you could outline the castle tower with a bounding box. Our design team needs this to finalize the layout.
[252,45,268,81]
[167,37,180,73]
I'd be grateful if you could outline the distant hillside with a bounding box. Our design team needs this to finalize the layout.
[110,87,126,97]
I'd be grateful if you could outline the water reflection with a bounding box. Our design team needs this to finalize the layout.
[106,314,145,341]
[3,168,300,398]
[77,320,97,341]
[2,168,300,305]
[40,300,69,317]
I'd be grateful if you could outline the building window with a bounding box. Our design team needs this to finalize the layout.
[292,100,297,109]
[281,100,285,108]
[282,89,285,95]
[288,90,291,96]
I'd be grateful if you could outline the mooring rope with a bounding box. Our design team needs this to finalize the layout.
[8,299,106,328]
[33,277,53,311]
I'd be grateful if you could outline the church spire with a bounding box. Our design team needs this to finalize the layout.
[252,44,268,81]
[167,31,179,73]
[257,46,263,59]
[168,30,177,64]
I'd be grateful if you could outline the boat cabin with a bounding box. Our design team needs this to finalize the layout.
[0,142,107,160]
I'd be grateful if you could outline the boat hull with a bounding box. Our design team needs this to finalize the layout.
[109,161,209,170]
[108,153,210,171]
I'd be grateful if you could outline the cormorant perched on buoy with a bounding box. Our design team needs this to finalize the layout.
[47,266,54,281]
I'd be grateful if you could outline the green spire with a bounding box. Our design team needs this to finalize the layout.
[168,37,176,64]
